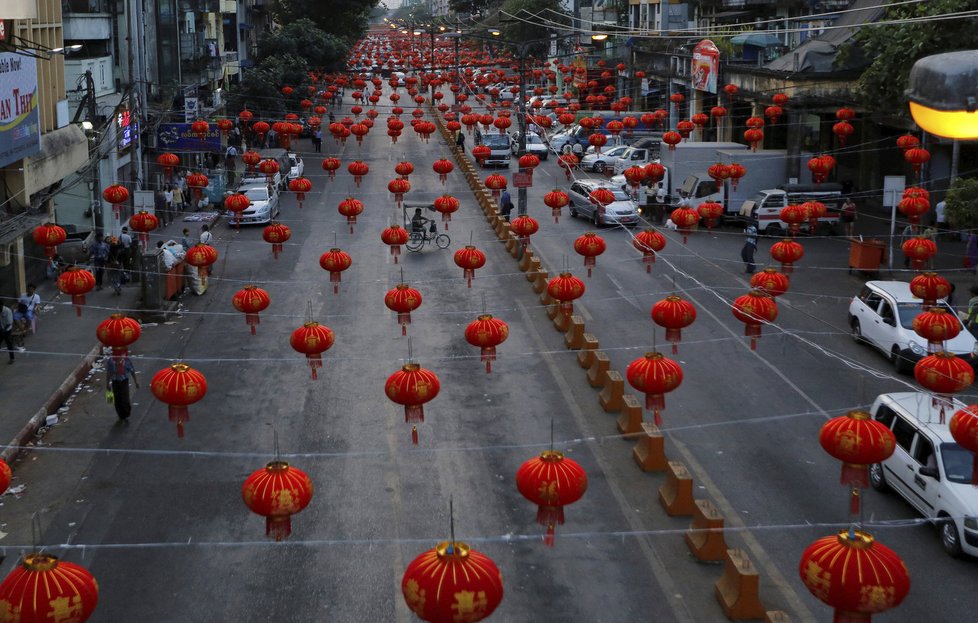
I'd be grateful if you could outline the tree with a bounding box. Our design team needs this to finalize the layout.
[487,0,570,57]
[945,177,978,231]
[848,0,975,113]
[271,0,379,44]
[449,0,498,17]
[258,19,347,70]
[227,54,312,119]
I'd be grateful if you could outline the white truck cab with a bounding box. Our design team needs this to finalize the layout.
[739,183,844,234]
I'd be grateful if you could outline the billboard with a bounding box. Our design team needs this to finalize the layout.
[156,123,222,153]
[691,40,720,94]
[0,52,41,168]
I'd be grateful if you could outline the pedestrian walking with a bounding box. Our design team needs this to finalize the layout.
[455,131,465,154]
[199,224,214,245]
[105,350,139,420]
[119,227,134,271]
[90,235,110,290]
[499,189,513,221]
[181,228,193,251]
[313,128,323,153]
[841,198,856,238]
[741,219,758,274]
[162,185,174,226]
[654,183,667,224]
[17,284,40,326]
[0,300,15,364]
[225,144,238,170]
[172,184,185,214]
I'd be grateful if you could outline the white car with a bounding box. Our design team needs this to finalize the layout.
[234,184,280,225]
[848,280,978,373]
[288,153,304,181]
[869,392,978,558]
[580,144,630,173]
[510,132,549,160]
[566,179,639,227]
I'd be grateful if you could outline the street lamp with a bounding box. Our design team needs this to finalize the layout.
[906,50,978,139]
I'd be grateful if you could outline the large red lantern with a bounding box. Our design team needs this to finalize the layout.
[896,133,920,152]
[453,245,486,288]
[347,160,369,187]
[770,238,804,273]
[321,156,341,180]
[772,92,788,106]
[750,268,790,297]
[150,363,207,437]
[949,405,978,484]
[385,283,423,336]
[670,207,699,244]
[909,272,951,307]
[402,541,504,622]
[433,194,460,228]
[547,272,585,317]
[651,295,696,354]
[833,121,855,146]
[190,119,209,140]
[350,122,369,145]
[897,190,930,224]
[232,285,271,335]
[381,225,410,263]
[707,163,730,190]
[102,184,129,219]
[242,150,261,172]
[510,215,539,251]
[764,105,783,124]
[633,228,666,272]
[484,173,507,202]
[185,243,218,279]
[338,197,364,234]
[262,222,291,259]
[288,176,312,208]
[913,307,960,353]
[223,192,250,228]
[96,313,141,357]
[57,267,96,316]
[802,200,827,234]
[626,351,683,425]
[290,321,334,380]
[697,201,724,230]
[904,147,930,178]
[128,210,158,249]
[544,189,570,223]
[644,162,665,185]
[780,204,807,237]
[157,152,180,179]
[799,530,910,623]
[743,128,764,151]
[516,450,587,546]
[676,120,695,139]
[0,553,99,622]
[623,165,646,191]
[388,178,411,209]
[394,161,414,179]
[319,248,352,294]
[472,144,491,164]
[557,153,579,180]
[807,155,835,184]
[662,131,682,151]
[573,232,606,277]
[726,163,746,189]
[819,410,896,514]
[215,118,233,136]
[252,121,270,139]
[732,290,778,350]
[432,159,454,184]
[185,173,209,201]
[385,362,440,444]
[242,461,313,541]
[901,237,937,270]
[914,352,974,421]
[465,314,509,374]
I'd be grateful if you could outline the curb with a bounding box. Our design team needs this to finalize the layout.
[2,343,102,463]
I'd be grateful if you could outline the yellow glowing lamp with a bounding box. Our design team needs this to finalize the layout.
[907,50,978,139]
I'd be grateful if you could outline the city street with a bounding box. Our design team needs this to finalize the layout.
[1,92,976,622]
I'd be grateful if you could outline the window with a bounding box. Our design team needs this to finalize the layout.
[891,416,917,452]
[912,436,935,467]
[879,302,895,323]
[874,404,896,428]
[863,292,883,311]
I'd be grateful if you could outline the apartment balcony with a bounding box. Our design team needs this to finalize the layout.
[180,31,207,62]
[62,6,111,41]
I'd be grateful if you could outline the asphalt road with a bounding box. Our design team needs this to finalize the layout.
[1,104,976,622]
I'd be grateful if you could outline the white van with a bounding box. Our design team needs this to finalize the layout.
[739,183,844,235]
[869,392,978,558]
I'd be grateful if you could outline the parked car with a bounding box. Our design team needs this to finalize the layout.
[580,145,630,173]
[234,184,280,225]
[510,132,549,160]
[566,179,639,227]
[848,280,978,373]
[868,392,978,558]
[287,152,304,181]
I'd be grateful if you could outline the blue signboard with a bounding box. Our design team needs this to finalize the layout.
[0,52,41,168]
[157,122,222,153]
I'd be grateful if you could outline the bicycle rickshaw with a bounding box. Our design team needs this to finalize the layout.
[403,202,450,252]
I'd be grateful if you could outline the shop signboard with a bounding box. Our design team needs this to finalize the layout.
[0,52,41,168]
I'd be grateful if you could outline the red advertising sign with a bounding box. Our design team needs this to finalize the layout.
[513,172,533,188]
[692,40,720,94]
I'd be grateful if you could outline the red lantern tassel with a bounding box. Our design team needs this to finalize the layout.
[781,262,794,274]
[141,232,149,248]
[840,463,869,489]
[442,212,451,229]
[584,256,595,278]
[397,312,411,336]
[644,253,654,273]
[849,486,861,516]
[653,409,662,427]
[297,193,304,208]
[404,404,424,423]
[72,294,85,316]
[307,354,322,380]
[560,302,573,318]
[347,216,356,234]
[168,405,189,438]
[545,523,556,547]
[272,243,282,259]
[390,245,400,263]
[553,208,561,223]
[354,176,362,188]
[246,313,260,335]
[645,393,665,413]
[411,425,419,445]
[330,272,341,294]
[666,328,681,354]
[266,515,292,542]
[481,345,496,374]
[464,268,474,288]
[745,325,761,351]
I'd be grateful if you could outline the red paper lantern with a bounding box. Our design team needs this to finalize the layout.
[691,113,709,131]
[626,351,683,424]
[185,243,218,278]
[238,109,253,125]
[670,207,699,244]
[750,268,790,297]
[96,313,141,357]
[743,128,764,151]
[808,155,835,184]
[588,187,615,208]
[0,459,9,495]
[290,321,334,380]
[321,157,342,181]
[56,267,95,316]
[836,107,855,122]
[185,173,209,200]
[252,121,270,138]
[190,119,209,140]
[453,245,486,288]
[622,166,646,191]
[588,132,608,152]
[337,197,364,233]
[381,224,410,263]
[433,194,460,228]
[915,352,974,421]
[288,177,312,208]
[224,192,251,228]
[819,410,897,514]
[157,152,180,178]
[347,160,369,187]
[557,153,579,180]
[799,530,910,623]
[544,189,570,223]
[770,238,804,273]
[0,553,99,622]
[472,144,491,164]
[904,147,930,177]
[669,92,685,106]
[901,237,937,270]
[676,120,695,139]
[516,450,587,546]
[242,150,261,172]
[710,106,727,122]
[696,202,722,230]
[510,215,539,250]
[215,118,233,136]
[242,461,313,541]
[394,161,414,178]
[319,247,352,294]
[128,210,158,248]
[780,204,807,237]
[644,162,665,185]
[726,163,746,189]
[402,541,504,622]
[949,405,978,484]
[518,153,540,173]
[232,285,270,335]
[764,105,783,124]
[707,163,730,190]
[573,232,606,277]
[913,307,961,354]
[385,362,440,444]
[896,133,920,152]
[385,283,422,336]
[897,193,930,225]
[465,314,509,373]
[833,121,855,146]
[802,200,827,233]
[662,131,682,151]
[493,116,512,134]
[547,272,585,318]
[732,291,778,350]
[909,271,951,308]
[746,116,765,130]
[102,184,129,219]
[723,83,739,97]
[772,93,788,106]
[150,363,207,437]
[262,222,291,259]
[350,122,369,145]
[432,158,454,184]
[633,228,666,272]
[388,177,411,208]
[651,296,696,354]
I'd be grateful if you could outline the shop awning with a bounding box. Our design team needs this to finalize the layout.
[730,33,782,47]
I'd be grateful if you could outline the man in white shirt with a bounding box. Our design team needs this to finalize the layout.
[199,224,213,245]
[935,199,947,239]
[654,183,667,224]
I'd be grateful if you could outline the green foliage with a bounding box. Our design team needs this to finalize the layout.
[490,0,570,56]
[227,54,311,119]
[945,177,978,230]
[258,19,347,70]
[272,0,379,44]
[449,0,498,17]
[849,0,975,113]
[391,3,433,24]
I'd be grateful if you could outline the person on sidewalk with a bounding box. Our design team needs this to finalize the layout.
[841,198,856,238]
[499,189,513,221]
[162,185,174,226]
[199,224,213,245]
[171,184,185,215]
[91,236,110,290]
[741,219,758,274]
[119,227,134,271]
[313,128,323,153]
[16,284,40,331]
[0,300,15,364]
[455,131,465,154]
[105,350,138,420]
